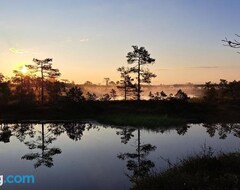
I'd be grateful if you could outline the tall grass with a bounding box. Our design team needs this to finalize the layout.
[132,150,240,190]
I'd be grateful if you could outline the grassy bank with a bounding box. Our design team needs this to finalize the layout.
[1,100,240,126]
[96,114,185,127]
[133,151,240,190]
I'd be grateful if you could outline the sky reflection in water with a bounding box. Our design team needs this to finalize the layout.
[0,123,240,190]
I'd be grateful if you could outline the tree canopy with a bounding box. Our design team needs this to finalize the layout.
[126,46,156,100]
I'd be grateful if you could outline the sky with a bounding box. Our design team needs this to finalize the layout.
[1,0,240,84]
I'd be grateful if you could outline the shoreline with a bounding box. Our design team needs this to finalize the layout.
[1,100,240,127]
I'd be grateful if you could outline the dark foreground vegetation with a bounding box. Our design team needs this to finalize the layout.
[1,100,240,127]
[133,151,240,190]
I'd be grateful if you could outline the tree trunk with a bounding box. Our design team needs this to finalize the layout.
[42,123,45,157]
[124,81,127,100]
[137,128,141,174]
[137,60,141,101]
[41,62,44,105]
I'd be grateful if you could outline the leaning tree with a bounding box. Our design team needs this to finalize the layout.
[126,46,156,100]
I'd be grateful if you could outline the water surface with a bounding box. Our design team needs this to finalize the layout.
[0,123,240,190]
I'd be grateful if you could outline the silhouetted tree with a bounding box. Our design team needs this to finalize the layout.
[169,93,174,98]
[0,74,11,105]
[155,92,161,100]
[100,93,111,101]
[0,82,11,104]
[117,67,137,100]
[127,46,156,100]
[204,82,217,102]
[104,78,110,86]
[26,58,60,104]
[109,89,117,100]
[175,89,189,101]
[0,73,4,83]
[219,79,228,89]
[86,92,97,101]
[67,86,85,102]
[160,91,167,99]
[109,81,116,86]
[204,81,213,90]
[45,80,65,103]
[31,77,42,102]
[84,81,93,86]
[148,91,154,100]
[149,91,167,101]
[203,80,240,101]
[11,70,35,105]
[228,80,240,100]
[219,79,228,99]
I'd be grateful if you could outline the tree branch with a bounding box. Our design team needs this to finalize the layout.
[222,34,240,48]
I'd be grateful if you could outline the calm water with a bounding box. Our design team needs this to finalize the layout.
[0,122,240,190]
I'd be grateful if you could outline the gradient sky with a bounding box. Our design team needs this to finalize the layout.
[1,0,240,84]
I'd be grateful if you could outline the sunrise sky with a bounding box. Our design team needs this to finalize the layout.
[1,0,240,84]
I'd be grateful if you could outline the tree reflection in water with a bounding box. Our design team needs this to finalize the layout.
[62,122,99,141]
[21,123,62,168]
[63,123,86,141]
[116,127,136,144]
[203,123,240,139]
[1,122,240,171]
[0,124,12,143]
[12,123,35,142]
[117,128,156,187]
[176,125,191,135]
[17,122,98,168]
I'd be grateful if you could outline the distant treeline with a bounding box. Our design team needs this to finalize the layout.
[0,71,189,105]
[0,69,239,106]
[0,44,239,106]
[204,79,240,102]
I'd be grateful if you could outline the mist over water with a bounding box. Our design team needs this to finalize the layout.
[79,84,203,100]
